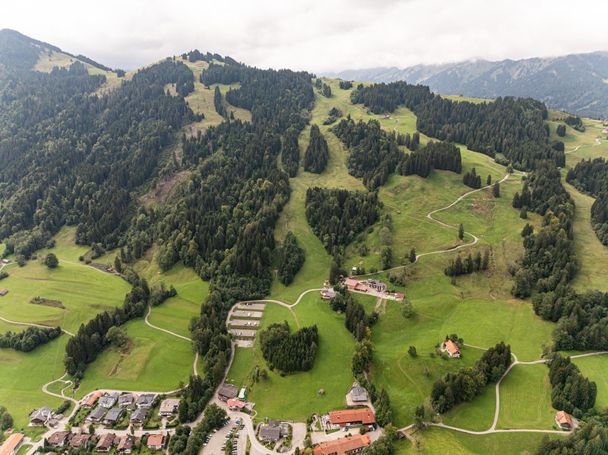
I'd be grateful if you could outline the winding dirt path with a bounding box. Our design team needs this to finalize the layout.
[0,315,75,337]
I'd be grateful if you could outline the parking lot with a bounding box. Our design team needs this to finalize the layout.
[202,417,245,455]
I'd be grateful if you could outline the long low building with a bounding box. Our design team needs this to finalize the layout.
[313,435,370,455]
[228,329,257,338]
[228,319,260,328]
[231,310,263,319]
[0,433,24,455]
[235,303,266,311]
[328,408,376,427]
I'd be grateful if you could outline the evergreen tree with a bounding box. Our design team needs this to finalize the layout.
[304,125,329,174]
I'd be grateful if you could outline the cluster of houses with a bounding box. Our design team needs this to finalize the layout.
[79,391,179,428]
[319,278,404,302]
[45,430,166,453]
[227,303,266,348]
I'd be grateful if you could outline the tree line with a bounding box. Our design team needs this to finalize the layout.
[0,326,62,352]
[548,354,596,416]
[305,187,380,255]
[566,157,608,245]
[350,81,562,170]
[444,250,490,277]
[430,342,511,413]
[259,322,319,373]
[276,232,305,286]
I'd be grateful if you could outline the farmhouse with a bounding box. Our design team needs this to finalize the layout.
[69,434,93,450]
[555,411,573,430]
[344,278,368,292]
[147,434,165,451]
[328,408,376,428]
[95,433,116,453]
[118,393,135,408]
[83,391,103,407]
[98,392,119,408]
[313,434,371,455]
[117,435,136,454]
[130,408,147,426]
[103,407,124,425]
[0,433,24,455]
[135,394,156,408]
[0,289,8,297]
[320,288,336,300]
[159,399,180,417]
[47,431,71,448]
[349,385,369,403]
[441,339,461,358]
[30,406,52,426]
[366,279,387,293]
[259,425,282,443]
[227,399,247,411]
[218,383,239,401]
[86,406,107,423]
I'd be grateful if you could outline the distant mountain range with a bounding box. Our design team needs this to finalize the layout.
[325,52,608,118]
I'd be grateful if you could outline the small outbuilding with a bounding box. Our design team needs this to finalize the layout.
[441,339,461,358]
[555,411,573,431]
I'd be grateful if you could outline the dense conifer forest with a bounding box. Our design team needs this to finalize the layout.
[259,322,319,372]
[305,187,380,254]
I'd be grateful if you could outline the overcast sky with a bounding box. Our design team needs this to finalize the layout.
[2,0,608,72]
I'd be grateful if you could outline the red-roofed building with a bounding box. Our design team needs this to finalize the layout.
[313,434,371,455]
[147,434,165,451]
[344,278,368,293]
[0,433,24,455]
[83,391,103,407]
[328,408,376,428]
[555,411,573,430]
[441,339,461,358]
[227,399,247,411]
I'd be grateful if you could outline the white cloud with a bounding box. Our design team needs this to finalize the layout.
[2,0,607,72]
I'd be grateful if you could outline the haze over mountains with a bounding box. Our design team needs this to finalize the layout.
[325,52,608,118]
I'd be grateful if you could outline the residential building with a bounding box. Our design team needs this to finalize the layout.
[130,408,147,426]
[259,425,281,443]
[0,433,24,455]
[556,411,573,430]
[147,434,165,451]
[30,407,52,426]
[117,435,135,454]
[69,434,93,450]
[366,279,387,293]
[320,288,336,300]
[218,383,239,401]
[159,399,180,417]
[441,339,461,358]
[86,406,107,423]
[118,393,135,408]
[328,408,376,428]
[135,394,155,408]
[95,433,116,453]
[47,431,71,448]
[98,393,119,409]
[313,434,371,455]
[83,391,103,407]
[103,407,124,426]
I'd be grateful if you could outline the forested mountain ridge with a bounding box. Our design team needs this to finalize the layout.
[325,51,608,118]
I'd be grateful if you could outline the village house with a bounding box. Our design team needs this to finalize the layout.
[227,399,247,411]
[30,407,53,426]
[83,391,103,407]
[328,408,376,428]
[259,425,281,443]
[320,288,336,300]
[159,399,180,417]
[95,433,116,453]
[344,278,369,293]
[130,408,148,426]
[349,385,369,403]
[103,407,124,426]
[117,435,136,454]
[441,339,461,358]
[135,394,156,408]
[555,411,574,430]
[0,433,24,455]
[47,431,71,448]
[86,406,107,423]
[147,434,165,451]
[218,383,239,401]
[366,279,387,293]
[69,434,94,450]
[98,392,119,408]
[118,393,135,408]
[313,434,371,455]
